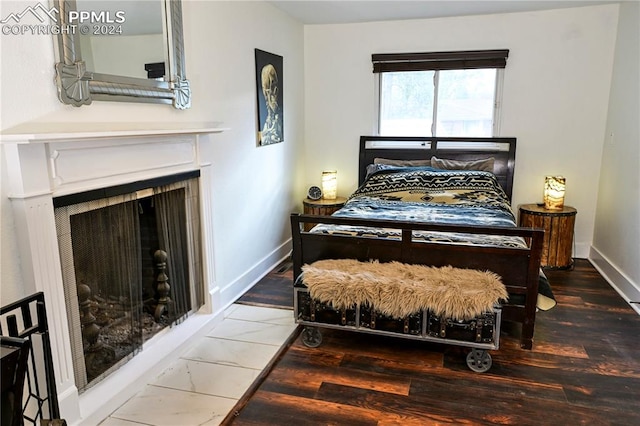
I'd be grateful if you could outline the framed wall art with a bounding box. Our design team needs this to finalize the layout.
[255,49,283,146]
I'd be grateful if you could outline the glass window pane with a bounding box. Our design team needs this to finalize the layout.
[435,69,496,137]
[379,71,435,136]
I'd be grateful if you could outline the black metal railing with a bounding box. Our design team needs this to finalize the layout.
[1,292,60,425]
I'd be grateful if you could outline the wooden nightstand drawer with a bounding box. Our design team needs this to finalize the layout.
[519,204,577,269]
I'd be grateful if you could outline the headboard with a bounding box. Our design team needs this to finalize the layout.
[359,136,517,201]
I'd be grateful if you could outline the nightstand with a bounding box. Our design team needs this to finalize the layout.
[519,204,577,269]
[302,197,347,231]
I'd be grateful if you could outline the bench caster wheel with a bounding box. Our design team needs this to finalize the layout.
[301,326,322,348]
[466,349,492,373]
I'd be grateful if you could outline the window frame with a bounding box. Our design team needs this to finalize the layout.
[372,50,508,137]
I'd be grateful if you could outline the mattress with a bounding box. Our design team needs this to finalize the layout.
[311,166,526,249]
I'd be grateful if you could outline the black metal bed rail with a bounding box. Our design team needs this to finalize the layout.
[1,291,60,425]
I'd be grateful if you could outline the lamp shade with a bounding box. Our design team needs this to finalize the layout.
[321,171,337,200]
[543,176,566,210]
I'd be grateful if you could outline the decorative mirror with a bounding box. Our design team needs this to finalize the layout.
[54,0,191,109]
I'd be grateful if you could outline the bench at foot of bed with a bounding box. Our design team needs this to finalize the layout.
[294,288,501,373]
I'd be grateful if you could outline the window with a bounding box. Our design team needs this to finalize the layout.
[373,50,508,137]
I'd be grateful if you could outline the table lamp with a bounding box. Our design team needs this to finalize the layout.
[543,176,565,210]
[321,171,337,200]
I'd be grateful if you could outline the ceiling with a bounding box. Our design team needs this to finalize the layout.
[267,1,619,25]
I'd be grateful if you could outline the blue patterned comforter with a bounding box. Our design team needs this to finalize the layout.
[312,167,527,248]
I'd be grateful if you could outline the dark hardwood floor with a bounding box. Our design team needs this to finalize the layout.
[226,259,640,425]
[236,259,293,309]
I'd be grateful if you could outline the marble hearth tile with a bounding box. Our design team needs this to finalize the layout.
[206,317,296,346]
[99,417,146,425]
[183,337,280,370]
[107,385,236,426]
[223,303,239,318]
[227,304,295,325]
[103,304,296,425]
[152,358,261,399]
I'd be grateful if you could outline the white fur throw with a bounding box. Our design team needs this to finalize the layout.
[302,259,507,320]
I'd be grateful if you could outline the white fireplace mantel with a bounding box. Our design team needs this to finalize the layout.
[0,121,228,144]
[1,123,227,425]
[1,122,228,198]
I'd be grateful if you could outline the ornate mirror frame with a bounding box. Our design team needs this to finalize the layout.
[54,0,191,109]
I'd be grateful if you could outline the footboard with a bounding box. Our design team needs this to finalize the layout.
[290,213,544,349]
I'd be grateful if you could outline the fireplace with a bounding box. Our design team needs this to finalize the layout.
[2,125,225,424]
[54,173,204,391]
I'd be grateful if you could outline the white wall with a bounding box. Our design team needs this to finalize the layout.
[1,1,305,310]
[1,0,63,304]
[591,0,640,309]
[303,4,619,259]
[183,0,305,307]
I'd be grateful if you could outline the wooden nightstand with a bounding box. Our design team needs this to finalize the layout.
[302,197,347,231]
[519,204,577,269]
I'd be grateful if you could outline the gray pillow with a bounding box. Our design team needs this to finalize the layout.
[374,158,432,167]
[430,156,495,172]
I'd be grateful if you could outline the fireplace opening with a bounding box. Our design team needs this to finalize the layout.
[54,173,203,392]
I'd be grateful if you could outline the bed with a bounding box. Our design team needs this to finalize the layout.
[290,136,545,361]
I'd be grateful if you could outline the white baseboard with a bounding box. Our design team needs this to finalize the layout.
[219,238,292,312]
[574,241,591,260]
[589,246,640,315]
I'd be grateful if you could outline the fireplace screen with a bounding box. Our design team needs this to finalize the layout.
[55,175,203,391]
